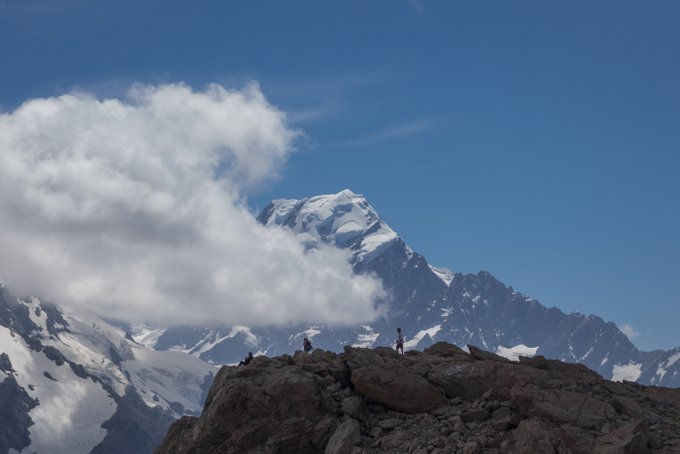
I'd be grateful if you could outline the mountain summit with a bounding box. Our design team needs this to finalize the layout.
[258,189,400,265]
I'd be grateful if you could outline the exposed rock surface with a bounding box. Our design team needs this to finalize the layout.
[91,386,176,454]
[0,375,37,453]
[155,343,680,453]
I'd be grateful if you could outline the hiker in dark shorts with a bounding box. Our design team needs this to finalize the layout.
[396,328,404,354]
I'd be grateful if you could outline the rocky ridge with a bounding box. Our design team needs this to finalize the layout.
[155,343,680,453]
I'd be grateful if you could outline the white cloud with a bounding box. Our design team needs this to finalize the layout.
[619,323,639,339]
[330,118,437,149]
[407,0,424,14]
[0,82,385,326]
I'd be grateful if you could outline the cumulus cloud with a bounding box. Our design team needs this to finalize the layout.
[0,82,385,326]
[619,323,639,339]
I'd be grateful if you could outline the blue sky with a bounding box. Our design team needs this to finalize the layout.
[1,0,678,350]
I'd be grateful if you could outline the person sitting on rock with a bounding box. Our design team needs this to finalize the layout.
[239,352,254,366]
[303,337,313,353]
[395,328,404,354]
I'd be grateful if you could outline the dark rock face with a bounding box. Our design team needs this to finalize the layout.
[155,343,680,453]
[347,347,447,413]
[0,353,13,374]
[0,376,37,453]
[42,345,67,365]
[158,354,340,454]
[91,386,176,454]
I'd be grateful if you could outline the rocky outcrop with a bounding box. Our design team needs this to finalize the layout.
[0,375,37,453]
[155,343,680,453]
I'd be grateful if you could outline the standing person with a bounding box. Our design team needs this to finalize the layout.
[395,328,404,354]
[303,337,313,353]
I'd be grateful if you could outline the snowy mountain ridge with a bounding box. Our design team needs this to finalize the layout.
[258,189,402,265]
[0,289,215,454]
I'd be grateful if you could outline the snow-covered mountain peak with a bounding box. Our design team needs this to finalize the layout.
[259,189,399,263]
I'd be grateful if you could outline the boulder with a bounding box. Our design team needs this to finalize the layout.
[341,396,366,420]
[513,384,617,429]
[467,345,511,363]
[594,419,652,454]
[350,365,446,413]
[325,419,361,454]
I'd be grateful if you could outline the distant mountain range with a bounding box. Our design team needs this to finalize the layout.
[1,188,679,453]
[145,189,680,387]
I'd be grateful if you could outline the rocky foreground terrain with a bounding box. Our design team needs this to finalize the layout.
[155,343,680,453]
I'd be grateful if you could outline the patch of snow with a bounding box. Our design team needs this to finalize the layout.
[567,342,577,361]
[479,333,488,349]
[25,297,48,333]
[125,347,215,414]
[657,364,667,381]
[440,306,454,318]
[495,344,539,362]
[267,198,299,225]
[188,325,259,357]
[359,231,397,258]
[335,220,363,235]
[352,325,380,348]
[600,354,609,366]
[429,265,454,286]
[611,362,642,382]
[579,347,594,361]
[129,325,167,349]
[404,325,442,350]
[186,331,224,356]
[667,352,680,368]
[656,351,680,382]
[226,325,259,346]
[46,316,130,396]
[291,326,322,341]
